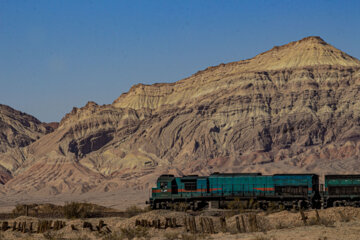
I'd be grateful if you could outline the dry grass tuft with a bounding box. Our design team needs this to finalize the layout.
[181,233,209,240]
[63,202,93,219]
[43,231,65,240]
[124,205,150,217]
[338,210,353,222]
[253,234,277,240]
[102,227,150,240]
[164,231,181,240]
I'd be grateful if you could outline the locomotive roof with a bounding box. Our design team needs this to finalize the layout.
[157,174,175,180]
[273,173,318,176]
[181,175,207,179]
[159,174,175,177]
[210,172,262,176]
[326,174,360,179]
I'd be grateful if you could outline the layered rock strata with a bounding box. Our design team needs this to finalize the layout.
[2,36,360,197]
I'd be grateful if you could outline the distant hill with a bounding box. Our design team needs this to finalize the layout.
[2,36,360,205]
[0,104,56,184]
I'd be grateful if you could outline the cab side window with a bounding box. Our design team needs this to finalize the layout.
[160,182,168,192]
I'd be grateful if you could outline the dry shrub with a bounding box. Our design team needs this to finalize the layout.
[227,198,260,211]
[275,221,287,229]
[63,202,93,219]
[75,234,91,240]
[307,216,335,227]
[12,202,113,218]
[338,210,353,222]
[12,203,63,216]
[102,228,149,240]
[318,237,328,240]
[164,231,181,240]
[43,231,65,240]
[253,234,277,240]
[168,202,189,212]
[124,205,150,217]
[319,217,335,227]
[227,198,245,210]
[265,202,283,215]
[102,231,123,240]
[181,233,208,240]
[120,226,149,240]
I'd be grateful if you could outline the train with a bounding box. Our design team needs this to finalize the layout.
[147,173,360,210]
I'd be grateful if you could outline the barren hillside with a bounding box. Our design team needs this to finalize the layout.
[1,36,360,208]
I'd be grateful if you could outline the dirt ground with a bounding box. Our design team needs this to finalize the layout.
[0,207,359,239]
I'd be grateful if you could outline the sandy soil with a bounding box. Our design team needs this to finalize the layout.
[0,207,358,239]
[0,188,149,213]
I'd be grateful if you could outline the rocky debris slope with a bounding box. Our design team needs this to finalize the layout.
[0,104,56,183]
[2,36,360,198]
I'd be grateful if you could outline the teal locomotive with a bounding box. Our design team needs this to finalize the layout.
[147,173,360,209]
[147,173,321,210]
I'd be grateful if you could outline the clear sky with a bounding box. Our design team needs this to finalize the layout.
[1,0,359,122]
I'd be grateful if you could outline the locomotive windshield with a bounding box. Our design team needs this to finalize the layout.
[160,182,168,192]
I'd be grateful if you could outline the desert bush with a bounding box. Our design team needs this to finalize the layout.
[12,203,64,217]
[227,198,260,210]
[119,226,149,240]
[319,217,335,227]
[318,237,328,240]
[307,216,335,227]
[164,231,181,240]
[102,231,123,240]
[181,233,208,240]
[43,231,65,240]
[63,202,93,219]
[181,233,197,240]
[264,202,278,214]
[74,234,91,240]
[253,234,276,240]
[168,202,189,212]
[12,202,113,218]
[227,198,245,210]
[275,221,287,229]
[124,205,150,217]
[338,210,352,222]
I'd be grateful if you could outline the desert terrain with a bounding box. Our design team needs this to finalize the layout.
[1,36,360,210]
[0,205,359,239]
[1,36,360,240]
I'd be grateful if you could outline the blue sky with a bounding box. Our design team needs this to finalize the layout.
[1,0,359,122]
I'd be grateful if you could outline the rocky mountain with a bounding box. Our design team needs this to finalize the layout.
[0,104,56,184]
[1,36,360,205]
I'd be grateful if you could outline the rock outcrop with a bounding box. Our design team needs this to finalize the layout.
[2,36,360,199]
[0,104,56,183]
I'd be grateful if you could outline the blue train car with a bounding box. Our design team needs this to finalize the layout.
[324,175,360,207]
[148,173,320,210]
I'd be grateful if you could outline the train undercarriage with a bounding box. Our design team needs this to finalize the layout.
[150,196,318,211]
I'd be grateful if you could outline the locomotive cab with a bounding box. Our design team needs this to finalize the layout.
[148,174,178,208]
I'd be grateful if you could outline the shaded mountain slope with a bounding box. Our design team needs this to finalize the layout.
[3,36,360,197]
[0,104,56,183]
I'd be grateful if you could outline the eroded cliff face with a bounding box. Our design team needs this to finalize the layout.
[0,104,56,183]
[3,36,360,196]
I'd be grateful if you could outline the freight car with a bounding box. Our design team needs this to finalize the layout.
[323,175,360,208]
[147,173,321,210]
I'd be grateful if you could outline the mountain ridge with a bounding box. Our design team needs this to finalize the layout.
[1,36,360,208]
[112,36,360,110]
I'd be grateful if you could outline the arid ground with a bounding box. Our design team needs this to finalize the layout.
[0,206,359,239]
